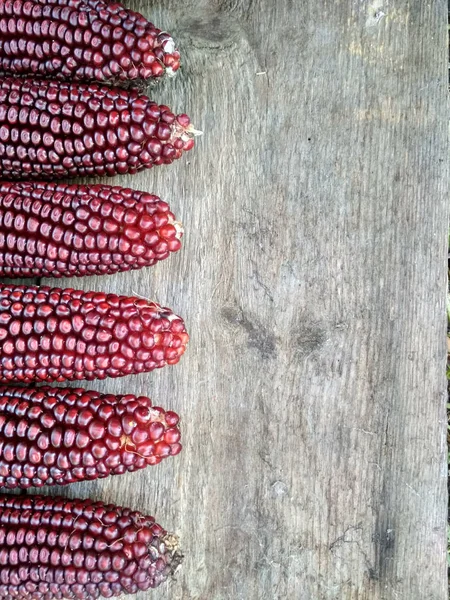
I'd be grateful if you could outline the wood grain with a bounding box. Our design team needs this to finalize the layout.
[35,0,449,598]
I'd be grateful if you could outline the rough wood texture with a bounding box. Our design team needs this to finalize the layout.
[34,0,448,598]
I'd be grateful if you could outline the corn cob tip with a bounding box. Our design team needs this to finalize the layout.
[165,542,184,578]
[171,118,202,147]
[171,219,185,238]
[170,115,203,154]
[157,34,180,78]
[163,533,180,553]
[162,533,184,577]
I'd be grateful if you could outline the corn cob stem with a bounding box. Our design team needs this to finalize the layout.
[0,494,182,598]
[0,0,181,84]
[0,385,182,489]
[0,182,183,278]
[0,284,189,383]
[0,78,198,179]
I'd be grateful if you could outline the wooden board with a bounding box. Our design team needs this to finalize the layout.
[36,0,448,598]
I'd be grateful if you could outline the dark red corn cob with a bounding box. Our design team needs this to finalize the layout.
[0,494,182,599]
[0,0,181,83]
[0,78,199,179]
[0,385,182,489]
[0,182,183,278]
[0,284,189,383]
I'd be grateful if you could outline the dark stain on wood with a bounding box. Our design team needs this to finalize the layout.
[222,306,277,360]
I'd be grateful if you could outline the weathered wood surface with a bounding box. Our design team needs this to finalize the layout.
[36,0,450,598]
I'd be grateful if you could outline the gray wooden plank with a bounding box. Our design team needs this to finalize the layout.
[36,0,448,598]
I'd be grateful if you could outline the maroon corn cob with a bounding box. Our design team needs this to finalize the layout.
[0,385,182,489]
[0,0,181,84]
[0,182,183,278]
[0,494,182,599]
[0,284,189,383]
[0,78,199,179]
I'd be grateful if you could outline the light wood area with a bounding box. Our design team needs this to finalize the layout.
[35,0,449,598]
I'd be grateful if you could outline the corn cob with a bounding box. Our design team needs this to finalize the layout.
[0,284,188,383]
[0,182,183,278]
[0,385,182,489]
[0,493,182,599]
[0,78,198,179]
[0,0,181,84]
